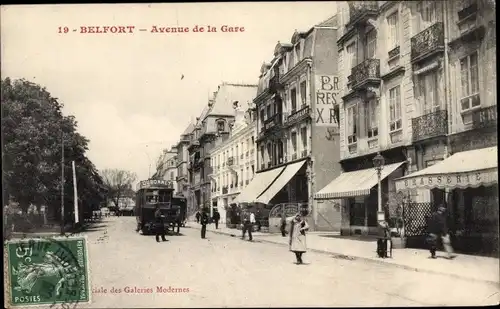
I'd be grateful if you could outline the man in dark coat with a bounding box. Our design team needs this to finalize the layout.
[427,205,455,259]
[154,205,167,242]
[195,211,201,223]
[212,210,221,229]
[200,209,209,239]
[279,214,287,237]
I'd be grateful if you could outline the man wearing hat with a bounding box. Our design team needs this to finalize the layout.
[427,205,456,259]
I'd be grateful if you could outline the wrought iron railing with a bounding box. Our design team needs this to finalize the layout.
[410,22,444,62]
[348,1,379,26]
[264,113,282,131]
[291,153,298,160]
[351,59,380,87]
[472,105,497,129]
[412,110,448,142]
[227,157,234,166]
[269,73,282,92]
[222,186,228,194]
[286,105,310,125]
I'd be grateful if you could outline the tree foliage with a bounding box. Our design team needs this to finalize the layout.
[100,168,137,210]
[1,77,106,219]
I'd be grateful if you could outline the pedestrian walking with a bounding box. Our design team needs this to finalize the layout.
[279,214,287,237]
[241,211,255,241]
[212,210,221,229]
[200,209,209,239]
[289,213,309,264]
[154,205,167,242]
[256,209,262,231]
[426,205,456,259]
[195,211,201,224]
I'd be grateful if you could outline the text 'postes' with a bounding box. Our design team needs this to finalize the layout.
[58,25,245,34]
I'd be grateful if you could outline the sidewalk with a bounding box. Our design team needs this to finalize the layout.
[188,222,499,285]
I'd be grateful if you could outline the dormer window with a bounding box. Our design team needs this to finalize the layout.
[295,43,301,62]
[217,120,225,132]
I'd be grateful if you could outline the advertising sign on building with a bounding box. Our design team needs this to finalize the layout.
[315,75,340,128]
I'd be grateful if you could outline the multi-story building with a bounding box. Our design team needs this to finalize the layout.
[236,15,343,231]
[175,122,194,206]
[153,147,178,192]
[318,1,497,252]
[187,82,258,214]
[209,103,257,223]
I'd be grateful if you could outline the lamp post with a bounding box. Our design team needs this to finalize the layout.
[373,152,385,223]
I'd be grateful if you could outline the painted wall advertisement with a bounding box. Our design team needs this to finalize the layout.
[314,75,340,129]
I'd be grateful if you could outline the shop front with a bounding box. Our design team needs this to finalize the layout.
[315,161,407,236]
[395,146,498,256]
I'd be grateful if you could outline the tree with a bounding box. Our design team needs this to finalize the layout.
[1,77,106,221]
[101,169,137,211]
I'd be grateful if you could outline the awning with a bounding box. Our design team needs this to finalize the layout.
[314,162,406,200]
[395,147,498,191]
[232,166,285,204]
[255,160,306,204]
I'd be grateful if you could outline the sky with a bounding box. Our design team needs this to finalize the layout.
[1,2,338,185]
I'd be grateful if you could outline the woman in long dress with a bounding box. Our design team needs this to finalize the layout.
[289,213,309,264]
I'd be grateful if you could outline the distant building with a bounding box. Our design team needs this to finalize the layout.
[175,122,195,212]
[186,82,258,215]
[209,101,257,222]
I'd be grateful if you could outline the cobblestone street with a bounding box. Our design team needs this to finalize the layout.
[80,217,499,308]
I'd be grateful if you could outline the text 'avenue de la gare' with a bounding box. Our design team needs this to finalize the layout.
[59,25,245,34]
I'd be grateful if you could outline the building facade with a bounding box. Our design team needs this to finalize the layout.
[236,15,343,231]
[319,1,497,250]
[209,104,257,223]
[187,83,258,215]
[175,122,194,210]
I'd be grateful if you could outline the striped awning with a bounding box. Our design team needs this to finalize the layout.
[232,166,285,204]
[314,162,405,200]
[395,147,498,191]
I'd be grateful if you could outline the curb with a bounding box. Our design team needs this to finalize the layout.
[190,225,499,286]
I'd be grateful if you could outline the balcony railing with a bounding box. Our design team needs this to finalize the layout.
[286,105,310,125]
[227,157,234,166]
[410,22,444,63]
[351,59,380,89]
[472,105,497,130]
[222,186,228,194]
[291,153,298,161]
[347,1,379,27]
[264,113,282,132]
[412,110,448,142]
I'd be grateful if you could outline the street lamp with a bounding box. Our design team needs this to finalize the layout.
[373,152,385,223]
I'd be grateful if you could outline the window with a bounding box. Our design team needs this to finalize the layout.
[346,42,357,69]
[236,145,239,160]
[217,120,225,132]
[418,1,437,29]
[291,132,297,152]
[266,104,272,119]
[266,143,272,164]
[347,105,357,144]
[260,146,265,164]
[366,99,379,138]
[170,172,174,180]
[290,88,297,112]
[387,12,399,49]
[299,81,307,106]
[365,29,377,59]
[460,52,480,111]
[389,86,402,132]
[419,71,439,113]
[300,126,307,148]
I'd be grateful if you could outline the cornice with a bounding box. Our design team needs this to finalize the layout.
[280,58,313,84]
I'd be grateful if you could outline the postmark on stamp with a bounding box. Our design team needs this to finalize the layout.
[5,236,91,308]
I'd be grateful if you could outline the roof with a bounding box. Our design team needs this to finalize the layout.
[205,83,257,119]
[181,122,195,135]
[315,15,338,27]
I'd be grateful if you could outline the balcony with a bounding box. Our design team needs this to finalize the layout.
[410,22,444,64]
[222,186,228,194]
[285,105,310,127]
[187,140,200,151]
[269,73,283,93]
[263,113,282,132]
[472,105,497,130]
[412,110,448,142]
[227,157,234,166]
[347,1,379,28]
[350,59,381,90]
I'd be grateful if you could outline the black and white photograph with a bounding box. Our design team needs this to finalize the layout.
[2,1,499,307]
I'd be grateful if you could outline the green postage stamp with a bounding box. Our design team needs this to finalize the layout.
[5,236,91,308]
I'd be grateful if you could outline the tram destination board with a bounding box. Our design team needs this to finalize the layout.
[138,179,174,190]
